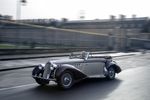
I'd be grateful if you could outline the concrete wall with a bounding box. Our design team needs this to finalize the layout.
[0,20,150,51]
[0,21,110,49]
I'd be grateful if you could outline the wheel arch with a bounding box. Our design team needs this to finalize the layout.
[55,64,87,81]
[109,64,121,73]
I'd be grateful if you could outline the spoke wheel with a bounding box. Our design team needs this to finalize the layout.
[35,78,49,86]
[106,67,116,80]
[32,67,49,85]
[58,71,74,89]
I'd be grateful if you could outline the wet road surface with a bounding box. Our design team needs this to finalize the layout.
[0,53,150,100]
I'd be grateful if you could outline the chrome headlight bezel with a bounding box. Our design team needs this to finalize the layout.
[50,62,57,70]
[52,63,57,68]
[38,64,45,70]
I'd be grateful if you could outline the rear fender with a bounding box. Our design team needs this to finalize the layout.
[108,61,122,73]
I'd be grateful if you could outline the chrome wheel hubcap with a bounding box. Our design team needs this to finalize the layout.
[109,68,115,78]
[62,73,72,87]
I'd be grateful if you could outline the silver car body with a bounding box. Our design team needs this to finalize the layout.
[32,51,121,88]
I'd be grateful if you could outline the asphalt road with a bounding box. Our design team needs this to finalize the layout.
[0,53,150,100]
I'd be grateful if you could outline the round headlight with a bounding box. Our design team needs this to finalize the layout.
[38,66,42,70]
[38,64,44,69]
[50,67,54,70]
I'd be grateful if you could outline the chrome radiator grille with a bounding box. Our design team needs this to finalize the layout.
[43,62,51,79]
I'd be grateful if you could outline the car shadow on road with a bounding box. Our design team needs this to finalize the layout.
[31,78,122,100]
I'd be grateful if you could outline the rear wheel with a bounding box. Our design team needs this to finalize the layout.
[57,71,74,89]
[106,67,116,80]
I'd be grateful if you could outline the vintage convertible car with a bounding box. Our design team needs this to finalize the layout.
[32,51,121,89]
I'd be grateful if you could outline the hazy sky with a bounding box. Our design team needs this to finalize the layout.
[0,0,150,20]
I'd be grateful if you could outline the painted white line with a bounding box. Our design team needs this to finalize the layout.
[0,83,37,91]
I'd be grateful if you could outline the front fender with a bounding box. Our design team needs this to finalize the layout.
[32,64,44,76]
[55,64,87,80]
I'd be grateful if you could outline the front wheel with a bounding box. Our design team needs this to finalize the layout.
[57,71,74,89]
[32,66,49,85]
[35,78,49,86]
[106,67,116,80]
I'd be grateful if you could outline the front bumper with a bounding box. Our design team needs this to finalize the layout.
[32,75,56,81]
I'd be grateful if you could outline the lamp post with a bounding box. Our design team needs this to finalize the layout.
[16,0,27,47]
[16,0,27,20]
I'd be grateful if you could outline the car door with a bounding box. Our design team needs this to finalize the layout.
[81,58,105,77]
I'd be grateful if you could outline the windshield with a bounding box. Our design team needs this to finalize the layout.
[69,51,89,59]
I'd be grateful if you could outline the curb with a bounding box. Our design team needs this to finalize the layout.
[0,65,38,72]
[113,54,136,58]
